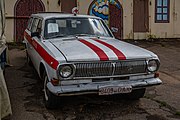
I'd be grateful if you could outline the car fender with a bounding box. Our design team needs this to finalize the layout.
[39,59,58,82]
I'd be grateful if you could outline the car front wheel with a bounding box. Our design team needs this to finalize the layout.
[26,51,32,65]
[43,71,59,109]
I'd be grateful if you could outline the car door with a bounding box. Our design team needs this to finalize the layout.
[25,17,34,62]
[27,18,43,71]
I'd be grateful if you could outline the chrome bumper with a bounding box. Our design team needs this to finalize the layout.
[47,78,162,96]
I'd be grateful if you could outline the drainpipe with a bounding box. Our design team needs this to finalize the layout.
[173,0,175,36]
[149,0,152,37]
[47,0,49,12]
[131,2,134,40]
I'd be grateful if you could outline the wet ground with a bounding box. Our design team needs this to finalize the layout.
[4,39,180,120]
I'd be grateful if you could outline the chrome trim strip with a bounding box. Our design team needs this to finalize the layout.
[111,62,116,76]
[73,73,148,80]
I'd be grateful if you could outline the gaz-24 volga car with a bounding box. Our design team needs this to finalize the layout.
[24,13,162,108]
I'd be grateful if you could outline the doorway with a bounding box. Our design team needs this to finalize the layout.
[109,3,123,39]
[133,0,149,32]
[14,0,45,42]
[61,0,77,13]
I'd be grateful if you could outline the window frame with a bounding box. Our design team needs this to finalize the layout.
[30,18,39,33]
[155,0,170,23]
[43,17,113,39]
[36,19,43,35]
[27,17,33,30]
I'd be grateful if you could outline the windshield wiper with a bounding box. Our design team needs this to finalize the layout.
[74,34,100,38]
[75,34,89,37]
[47,34,66,39]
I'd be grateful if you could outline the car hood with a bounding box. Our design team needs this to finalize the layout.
[50,37,158,62]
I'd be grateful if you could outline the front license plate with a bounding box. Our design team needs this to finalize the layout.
[99,86,132,95]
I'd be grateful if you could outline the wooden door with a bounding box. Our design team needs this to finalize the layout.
[61,0,77,13]
[109,3,123,39]
[133,0,149,32]
[14,0,45,42]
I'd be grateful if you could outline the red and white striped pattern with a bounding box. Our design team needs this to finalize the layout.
[79,38,126,61]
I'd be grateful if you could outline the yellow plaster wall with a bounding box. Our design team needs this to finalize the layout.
[174,0,180,37]
[142,0,180,39]
[120,0,133,39]
[4,0,180,42]
[149,0,173,39]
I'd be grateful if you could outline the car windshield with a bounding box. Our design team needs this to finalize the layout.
[44,17,113,39]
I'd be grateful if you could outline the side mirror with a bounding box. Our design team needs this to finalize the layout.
[111,27,118,33]
[31,32,40,38]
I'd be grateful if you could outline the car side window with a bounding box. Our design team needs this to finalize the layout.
[27,17,33,30]
[31,18,39,33]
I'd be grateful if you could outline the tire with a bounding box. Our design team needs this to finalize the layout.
[3,68,5,76]
[126,88,146,100]
[26,51,32,65]
[43,71,59,109]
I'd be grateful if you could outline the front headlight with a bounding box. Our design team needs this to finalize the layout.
[147,59,159,72]
[59,65,73,78]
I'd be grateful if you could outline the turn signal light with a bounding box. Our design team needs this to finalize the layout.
[154,72,160,78]
[51,79,59,86]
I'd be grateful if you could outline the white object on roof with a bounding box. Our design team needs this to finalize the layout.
[72,7,79,14]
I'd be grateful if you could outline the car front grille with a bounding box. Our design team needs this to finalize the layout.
[74,60,147,78]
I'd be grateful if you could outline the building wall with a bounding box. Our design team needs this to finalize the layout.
[120,0,133,39]
[5,0,61,42]
[127,0,180,39]
[174,0,180,37]
[149,0,180,39]
[4,0,180,42]
[78,0,180,40]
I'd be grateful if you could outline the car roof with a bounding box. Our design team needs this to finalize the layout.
[31,12,101,20]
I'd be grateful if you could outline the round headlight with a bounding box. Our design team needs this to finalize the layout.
[147,60,159,72]
[59,65,73,78]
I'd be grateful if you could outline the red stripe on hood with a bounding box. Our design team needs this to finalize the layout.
[79,39,109,61]
[92,38,126,60]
